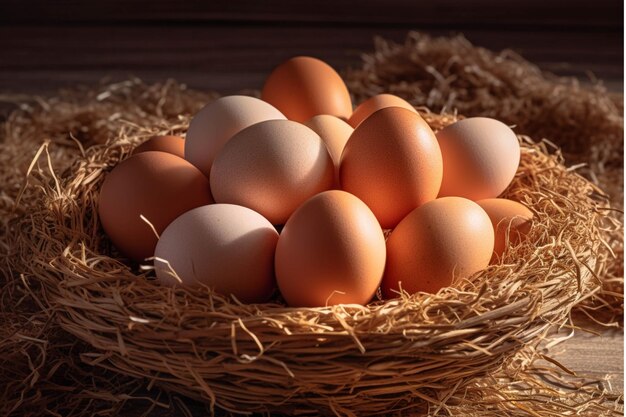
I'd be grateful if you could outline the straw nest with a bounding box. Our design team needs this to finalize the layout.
[1,32,622,416]
[3,104,617,415]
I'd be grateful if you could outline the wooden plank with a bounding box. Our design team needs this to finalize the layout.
[552,327,624,395]
[0,26,622,96]
[0,0,622,28]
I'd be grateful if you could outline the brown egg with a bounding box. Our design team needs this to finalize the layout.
[133,135,185,159]
[436,117,521,200]
[340,107,443,229]
[261,56,352,122]
[155,204,278,303]
[98,151,213,261]
[185,95,286,177]
[476,198,533,263]
[275,190,386,307]
[348,94,418,128]
[382,197,494,297]
[303,115,353,187]
[210,120,334,225]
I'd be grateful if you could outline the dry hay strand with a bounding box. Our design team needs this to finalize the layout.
[2,280,622,417]
[1,88,620,415]
[0,78,216,252]
[0,79,216,417]
[344,30,624,322]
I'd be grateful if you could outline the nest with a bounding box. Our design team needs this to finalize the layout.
[0,32,622,416]
[2,102,617,415]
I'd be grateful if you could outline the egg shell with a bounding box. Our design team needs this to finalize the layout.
[304,115,354,187]
[275,190,386,307]
[98,151,213,261]
[133,135,185,159]
[476,198,533,263]
[436,117,520,200]
[340,107,443,229]
[348,94,418,128]
[185,95,286,177]
[382,197,494,297]
[261,56,352,122]
[154,204,278,303]
[210,119,334,225]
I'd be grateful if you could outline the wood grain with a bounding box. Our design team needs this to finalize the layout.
[1,0,622,27]
[552,325,623,395]
[0,25,622,97]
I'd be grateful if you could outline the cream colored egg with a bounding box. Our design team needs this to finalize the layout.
[154,204,279,303]
[304,115,353,187]
[436,117,520,200]
[185,95,286,177]
[210,120,334,225]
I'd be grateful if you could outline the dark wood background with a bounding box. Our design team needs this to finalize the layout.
[0,0,623,414]
[0,0,623,96]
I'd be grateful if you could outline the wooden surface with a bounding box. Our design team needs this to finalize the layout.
[2,0,622,25]
[553,320,623,395]
[0,0,623,97]
[1,0,623,413]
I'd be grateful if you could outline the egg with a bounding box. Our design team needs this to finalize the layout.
[303,115,353,187]
[275,190,386,307]
[340,107,443,229]
[436,117,520,200]
[348,94,418,128]
[154,204,278,303]
[261,56,352,122]
[185,95,286,177]
[476,198,533,263]
[382,197,494,296]
[98,151,213,261]
[132,135,185,159]
[210,120,334,225]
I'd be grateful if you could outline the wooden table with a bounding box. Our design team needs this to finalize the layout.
[1,0,623,413]
[553,318,623,395]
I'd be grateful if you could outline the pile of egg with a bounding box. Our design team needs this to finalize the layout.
[98,56,533,307]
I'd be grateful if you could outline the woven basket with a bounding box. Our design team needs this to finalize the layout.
[7,107,612,416]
